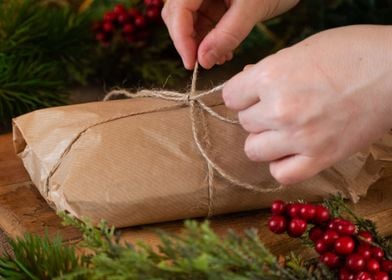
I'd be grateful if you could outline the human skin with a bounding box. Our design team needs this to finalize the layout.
[162,1,392,185]
[161,0,299,69]
[223,25,392,184]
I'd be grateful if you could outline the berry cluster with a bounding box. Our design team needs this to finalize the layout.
[93,0,163,45]
[268,200,392,280]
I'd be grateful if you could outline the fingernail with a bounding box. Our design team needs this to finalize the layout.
[202,49,219,69]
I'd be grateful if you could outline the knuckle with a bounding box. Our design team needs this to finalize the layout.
[161,6,169,22]
[222,86,238,110]
[161,0,173,22]
[257,63,280,88]
[221,87,232,107]
[272,98,294,124]
[237,111,252,132]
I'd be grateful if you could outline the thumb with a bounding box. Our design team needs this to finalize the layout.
[197,4,258,69]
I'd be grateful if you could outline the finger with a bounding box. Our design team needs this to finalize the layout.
[222,68,260,111]
[269,155,323,185]
[244,131,296,162]
[162,0,203,69]
[238,102,272,133]
[197,2,259,69]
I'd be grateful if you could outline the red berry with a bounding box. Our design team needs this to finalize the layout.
[340,268,355,280]
[320,252,341,268]
[314,205,330,224]
[287,218,307,238]
[338,221,356,235]
[268,215,287,234]
[113,4,126,14]
[271,200,286,215]
[117,12,130,24]
[355,272,373,280]
[309,226,324,242]
[381,260,392,272]
[366,258,380,273]
[104,11,117,22]
[323,229,339,245]
[102,21,115,33]
[144,0,163,6]
[358,231,373,244]
[357,245,372,260]
[346,254,366,272]
[328,218,344,230]
[335,236,355,255]
[371,247,384,260]
[122,23,135,34]
[128,8,141,18]
[286,203,302,218]
[375,272,389,280]
[95,32,111,46]
[145,6,161,21]
[299,204,316,221]
[95,32,107,42]
[315,239,329,254]
[134,15,146,27]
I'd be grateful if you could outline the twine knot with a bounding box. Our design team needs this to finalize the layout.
[104,63,283,217]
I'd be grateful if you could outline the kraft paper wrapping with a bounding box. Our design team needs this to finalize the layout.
[12,92,388,227]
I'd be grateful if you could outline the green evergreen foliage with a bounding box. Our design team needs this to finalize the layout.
[0,217,334,280]
[0,233,81,279]
[1,0,392,130]
[0,196,390,279]
[240,0,392,60]
[0,0,93,128]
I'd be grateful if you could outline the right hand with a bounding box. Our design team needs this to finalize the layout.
[162,0,299,70]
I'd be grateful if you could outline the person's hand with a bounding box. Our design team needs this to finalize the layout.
[223,25,392,185]
[162,0,299,70]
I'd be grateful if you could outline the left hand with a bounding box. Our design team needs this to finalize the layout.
[222,25,392,185]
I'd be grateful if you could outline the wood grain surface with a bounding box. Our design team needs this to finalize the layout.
[0,133,391,257]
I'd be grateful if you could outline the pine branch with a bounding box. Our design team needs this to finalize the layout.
[2,193,392,279]
[0,55,66,124]
[0,233,81,280]
[0,0,95,126]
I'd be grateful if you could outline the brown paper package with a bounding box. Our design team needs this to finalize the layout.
[12,92,390,228]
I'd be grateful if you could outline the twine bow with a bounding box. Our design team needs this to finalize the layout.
[104,63,283,217]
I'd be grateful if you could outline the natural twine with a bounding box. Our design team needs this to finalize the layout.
[104,63,283,217]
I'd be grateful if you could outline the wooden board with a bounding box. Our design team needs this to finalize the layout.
[1,133,392,257]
